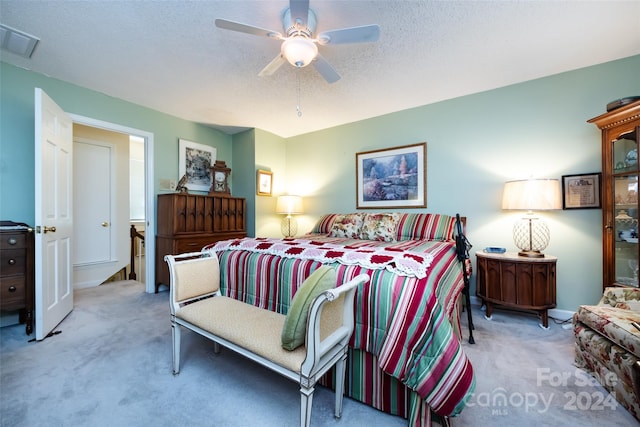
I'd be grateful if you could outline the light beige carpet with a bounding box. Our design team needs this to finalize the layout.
[1,280,637,426]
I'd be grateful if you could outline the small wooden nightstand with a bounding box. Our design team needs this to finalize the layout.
[476,251,557,329]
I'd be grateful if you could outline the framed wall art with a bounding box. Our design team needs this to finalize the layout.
[257,170,273,196]
[356,142,427,209]
[562,172,602,209]
[178,139,216,192]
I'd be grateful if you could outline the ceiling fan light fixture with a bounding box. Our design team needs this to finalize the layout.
[281,37,318,68]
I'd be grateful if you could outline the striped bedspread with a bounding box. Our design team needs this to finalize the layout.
[203,235,475,423]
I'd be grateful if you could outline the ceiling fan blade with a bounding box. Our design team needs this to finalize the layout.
[289,0,310,28]
[313,54,340,84]
[317,25,380,45]
[215,19,282,39]
[258,54,286,77]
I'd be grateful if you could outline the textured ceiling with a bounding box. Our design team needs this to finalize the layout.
[1,1,639,138]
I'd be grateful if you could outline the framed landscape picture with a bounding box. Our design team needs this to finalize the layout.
[178,139,216,192]
[356,142,426,209]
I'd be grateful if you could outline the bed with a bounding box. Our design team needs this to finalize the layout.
[202,212,475,426]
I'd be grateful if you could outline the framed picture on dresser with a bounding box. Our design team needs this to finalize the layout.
[178,139,216,192]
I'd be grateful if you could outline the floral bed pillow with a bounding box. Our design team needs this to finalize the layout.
[329,213,363,239]
[359,213,400,242]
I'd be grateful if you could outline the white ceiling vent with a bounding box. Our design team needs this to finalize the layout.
[0,24,39,58]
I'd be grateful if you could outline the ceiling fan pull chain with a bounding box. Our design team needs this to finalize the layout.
[296,70,302,117]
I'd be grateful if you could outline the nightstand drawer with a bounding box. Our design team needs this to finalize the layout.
[1,250,27,276]
[0,233,28,250]
[1,276,26,309]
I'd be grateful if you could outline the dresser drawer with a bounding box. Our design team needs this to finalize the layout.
[1,276,26,309]
[175,236,220,253]
[0,233,28,250]
[0,250,26,276]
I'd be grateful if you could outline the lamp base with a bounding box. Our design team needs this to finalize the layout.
[518,250,545,258]
[281,216,298,238]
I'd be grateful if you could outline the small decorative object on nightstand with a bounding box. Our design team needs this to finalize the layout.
[209,160,231,196]
[476,251,557,329]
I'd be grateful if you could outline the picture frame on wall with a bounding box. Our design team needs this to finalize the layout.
[562,172,602,209]
[178,139,216,192]
[257,170,273,196]
[356,142,427,209]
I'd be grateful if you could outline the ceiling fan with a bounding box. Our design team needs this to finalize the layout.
[215,0,380,83]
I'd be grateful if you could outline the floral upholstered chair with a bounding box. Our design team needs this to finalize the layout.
[573,287,640,421]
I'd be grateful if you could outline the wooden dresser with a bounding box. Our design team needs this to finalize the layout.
[0,221,35,335]
[155,193,247,292]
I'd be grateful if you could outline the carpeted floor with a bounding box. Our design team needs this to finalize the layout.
[0,280,637,426]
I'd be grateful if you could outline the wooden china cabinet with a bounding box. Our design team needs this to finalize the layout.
[155,193,246,292]
[588,99,640,290]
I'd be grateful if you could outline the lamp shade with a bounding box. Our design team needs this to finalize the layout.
[276,195,304,215]
[281,37,318,68]
[501,179,562,211]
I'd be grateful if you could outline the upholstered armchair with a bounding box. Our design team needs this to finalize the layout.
[573,287,640,421]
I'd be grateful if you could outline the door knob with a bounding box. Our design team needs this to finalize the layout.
[43,226,56,233]
[102,222,109,227]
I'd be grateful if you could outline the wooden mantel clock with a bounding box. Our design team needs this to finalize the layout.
[209,160,231,196]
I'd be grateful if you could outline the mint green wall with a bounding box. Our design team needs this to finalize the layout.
[4,55,639,312]
[231,128,287,238]
[284,55,640,312]
[254,129,287,238]
[0,62,232,226]
[231,129,257,235]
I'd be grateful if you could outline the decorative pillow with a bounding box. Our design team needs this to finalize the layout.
[329,213,364,239]
[359,213,400,242]
[615,301,640,311]
[396,213,457,241]
[281,266,337,351]
[310,214,338,235]
[601,287,640,307]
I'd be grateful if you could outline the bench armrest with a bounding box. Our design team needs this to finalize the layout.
[301,274,369,376]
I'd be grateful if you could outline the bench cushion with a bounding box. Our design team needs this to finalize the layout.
[177,295,307,372]
[281,266,337,351]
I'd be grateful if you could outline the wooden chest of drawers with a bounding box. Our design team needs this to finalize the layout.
[0,221,35,335]
[155,194,247,292]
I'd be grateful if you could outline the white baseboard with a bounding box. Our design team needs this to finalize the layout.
[468,296,575,322]
[548,308,575,322]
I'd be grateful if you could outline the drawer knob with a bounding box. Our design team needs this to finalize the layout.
[8,286,16,292]
[8,238,17,245]
[8,259,16,265]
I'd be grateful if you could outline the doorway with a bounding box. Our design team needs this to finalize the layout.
[69,114,155,293]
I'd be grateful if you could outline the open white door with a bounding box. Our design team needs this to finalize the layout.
[34,88,74,340]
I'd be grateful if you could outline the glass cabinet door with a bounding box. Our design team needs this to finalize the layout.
[612,130,639,287]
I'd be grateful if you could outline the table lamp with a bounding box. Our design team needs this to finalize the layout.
[276,195,304,238]
[502,179,562,257]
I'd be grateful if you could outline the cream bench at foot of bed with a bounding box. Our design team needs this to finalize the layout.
[165,252,369,427]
